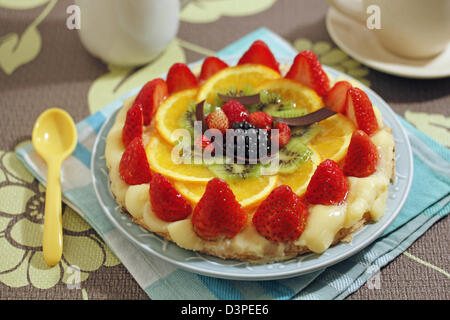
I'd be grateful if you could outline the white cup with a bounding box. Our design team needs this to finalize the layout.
[75,0,180,66]
[327,0,450,59]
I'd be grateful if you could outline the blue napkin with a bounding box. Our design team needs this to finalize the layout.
[16,28,450,300]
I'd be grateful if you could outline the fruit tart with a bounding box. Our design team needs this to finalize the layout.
[105,40,395,263]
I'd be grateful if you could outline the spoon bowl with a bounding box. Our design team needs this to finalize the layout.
[32,108,77,266]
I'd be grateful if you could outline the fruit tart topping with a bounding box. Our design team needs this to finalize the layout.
[218,93,261,106]
[285,50,330,97]
[122,103,143,147]
[238,40,281,73]
[273,122,291,149]
[119,137,152,185]
[198,56,229,83]
[228,121,271,163]
[221,100,249,124]
[166,63,199,94]
[324,80,352,114]
[253,185,309,242]
[206,108,229,134]
[272,107,336,127]
[195,100,207,134]
[343,130,379,177]
[133,78,168,126]
[305,159,349,205]
[195,134,215,153]
[192,178,247,240]
[149,173,192,222]
[346,87,379,136]
[248,111,273,130]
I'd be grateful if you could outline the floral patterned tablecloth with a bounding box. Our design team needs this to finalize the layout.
[0,0,448,300]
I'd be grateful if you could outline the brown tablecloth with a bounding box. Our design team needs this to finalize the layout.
[0,0,448,300]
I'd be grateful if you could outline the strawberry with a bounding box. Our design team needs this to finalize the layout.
[119,137,152,185]
[248,111,273,130]
[133,78,168,125]
[122,103,143,147]
[238,40,280,73]
[149,173,192,222]
[166,63,199,94]
[346,87,379,136]
[195,134,215,153]
[253,185,309,242]
[305,159,349,205]
[192,178,247,240]
[285,50,330,96]
[273,122,291,149]
[343,130,379,177]
[324,81,352,113]
[206,109,230,134]
[198,56,228,83]
[221,100,249,124]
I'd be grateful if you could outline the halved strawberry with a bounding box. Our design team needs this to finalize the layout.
[253,185,309,242]
[206,108,229,134]
[149,173,192,222]
[285,50,330,96]
[343,130,379,177]
[248,111,273,130]
[273,122,291,149]
[195,134,215,153]
[133,78,168,125]
[346,87,379,136]
[119,137,152,185]
[221,100,249,124]
[166,63,199,94]
[122,103,143,147]
[198,56,228,83]
[305,159,349,205]
[192,178,247,240]
[324,81,352,113]
[238,40,280,73]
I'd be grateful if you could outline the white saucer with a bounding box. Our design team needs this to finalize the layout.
[326,7,450,79]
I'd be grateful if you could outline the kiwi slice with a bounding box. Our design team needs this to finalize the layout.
[214,85,257,107]
[277,138,312,174]
[178,101,215,137]
[208,162,262,181]
[290,123,321,144]
[269,108,308,118]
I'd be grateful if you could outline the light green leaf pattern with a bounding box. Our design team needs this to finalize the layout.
[0,0,56,75]
[180,0,276,23]
[88,40,186,114]
[405,111,450,147]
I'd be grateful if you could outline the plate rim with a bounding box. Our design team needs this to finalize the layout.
[90,60,413,281]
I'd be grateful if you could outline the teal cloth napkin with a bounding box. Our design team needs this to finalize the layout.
[16,28,450,300]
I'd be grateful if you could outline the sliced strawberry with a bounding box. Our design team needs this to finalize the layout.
[343,130,379,177]
[192,178,247,240]
[346,87,379,136]
[273,122,291,149]
[285,50,330,96]
[238,40,280,73]
[122,103,143,147]
[119,137,152,185]
[149,173,192,222]
[248,111,273,130]
[305,159,349,205]
[221,100,249,124]
[166,63,199,95]
[195,134,215,153]
[198,56,228,83]
[133,78,168,125]
[324,81,352,113]
[253,185,309,242]
[206,108,229,134]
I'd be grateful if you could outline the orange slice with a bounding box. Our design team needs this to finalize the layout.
[309,114,355,162]
[197,64,280,104]
[255,78,324,112]
[278,147,321,196]
[146,135,214,182]
[155,88,198,145]
[174,175,278,208]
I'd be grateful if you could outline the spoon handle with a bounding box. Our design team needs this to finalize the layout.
[43,159,63,267]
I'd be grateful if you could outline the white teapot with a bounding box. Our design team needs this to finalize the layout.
[75,0,180,66]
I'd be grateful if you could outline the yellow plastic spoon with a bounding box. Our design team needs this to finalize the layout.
[32,108,77,267]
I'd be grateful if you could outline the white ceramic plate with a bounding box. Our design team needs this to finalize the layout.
[91,59,413,281]
[326,7,450,79]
